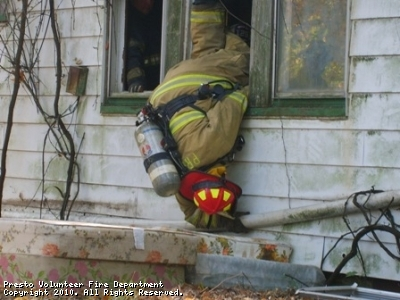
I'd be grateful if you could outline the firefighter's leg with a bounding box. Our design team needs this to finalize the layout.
[199,87,249,160]
[175,192,212,229]
[175,192,248,232]
[190,3,226,59]
[173,87,249,170]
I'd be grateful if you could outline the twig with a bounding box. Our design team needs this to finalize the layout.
[0,0,28,217]
[200,272,253,294]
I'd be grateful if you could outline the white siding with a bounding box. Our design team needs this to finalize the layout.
[351,0,400,19]
[350,57,400,92]
[350,19,400,56]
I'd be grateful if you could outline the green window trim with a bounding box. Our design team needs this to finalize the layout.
[246,98,346,118]
[0,5,7,22]
[100,96,148,115]
[100,96,345,118]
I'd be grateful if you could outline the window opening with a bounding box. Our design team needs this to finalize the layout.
[225,0,253,30]
[101,1,188,114]
[124,0,163,92]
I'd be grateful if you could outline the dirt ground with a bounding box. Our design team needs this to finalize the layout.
[1,285,311,300]
[137,284,310,300]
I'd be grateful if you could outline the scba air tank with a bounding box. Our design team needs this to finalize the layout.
[135,118,181,197]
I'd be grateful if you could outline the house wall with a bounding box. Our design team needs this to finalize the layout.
[1,0,400,281]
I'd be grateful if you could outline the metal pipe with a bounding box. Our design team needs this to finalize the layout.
[239,190,400,229]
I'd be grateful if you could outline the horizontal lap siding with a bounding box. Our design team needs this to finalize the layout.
[0,96,137,126]
[2,178,184,220]
[350,57,400,93]
[350,19,400,56]
[230,162,400,200]
[351,0,400,19]
[239,127,400,168]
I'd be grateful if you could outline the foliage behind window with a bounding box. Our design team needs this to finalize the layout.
[275,0,347,98]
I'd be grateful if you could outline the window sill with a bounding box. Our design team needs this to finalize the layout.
[101,96,346,119]
[100,93,150,115]
[245,98,346,118]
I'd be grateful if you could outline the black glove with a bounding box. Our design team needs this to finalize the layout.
[128,83,144,93]
[230,217,249,233]
[227,211,250,233]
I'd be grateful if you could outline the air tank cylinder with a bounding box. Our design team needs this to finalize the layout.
[135,114,181,197]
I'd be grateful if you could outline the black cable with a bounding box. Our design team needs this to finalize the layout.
[324,189,400,286]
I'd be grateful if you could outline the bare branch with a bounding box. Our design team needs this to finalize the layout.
[0,0,29,217]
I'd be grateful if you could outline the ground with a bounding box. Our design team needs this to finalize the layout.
[1,285,311,300]
[136,284,310,300]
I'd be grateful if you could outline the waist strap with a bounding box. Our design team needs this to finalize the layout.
[159,79,239,121]
[161,94,199,120]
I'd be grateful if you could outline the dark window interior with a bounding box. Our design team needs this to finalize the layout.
[124,0,163,91]
[121,0,251,92]
[224,0,253,29]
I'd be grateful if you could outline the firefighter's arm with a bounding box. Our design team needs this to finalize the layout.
[127,37,146,92]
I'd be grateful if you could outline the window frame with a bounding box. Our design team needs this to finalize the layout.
[100,0,191,115]
[0,1,7,22]
[100,0,350,118]
[248,0,350,118]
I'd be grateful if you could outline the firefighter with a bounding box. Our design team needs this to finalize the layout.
[148,0,250,231]
[126,0,162,92]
